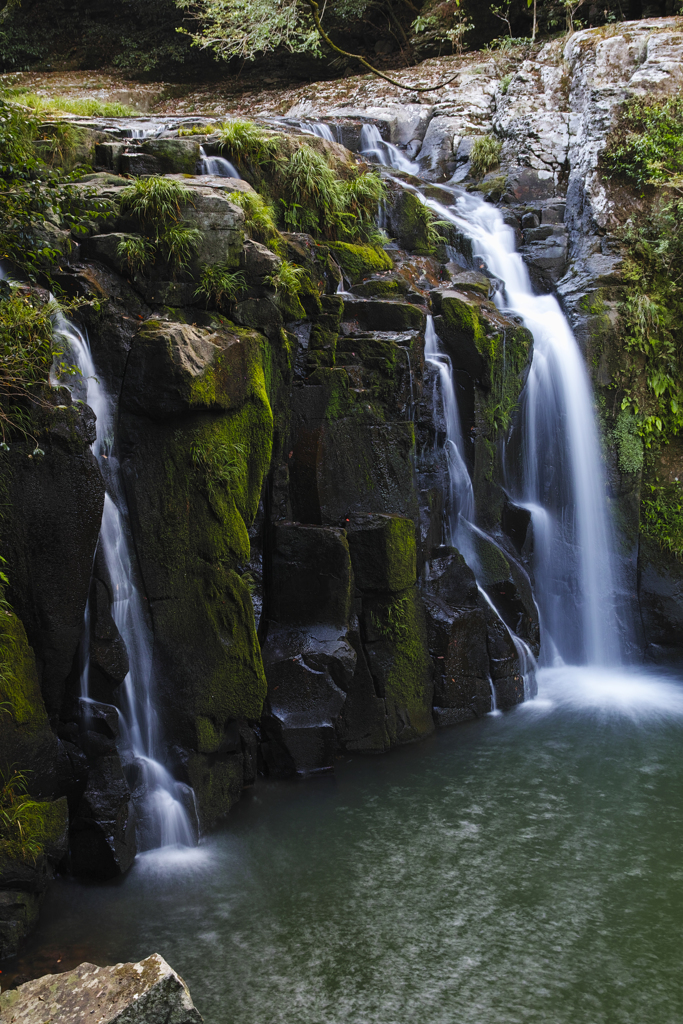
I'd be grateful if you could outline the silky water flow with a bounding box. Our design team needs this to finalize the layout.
[54,314,197,851]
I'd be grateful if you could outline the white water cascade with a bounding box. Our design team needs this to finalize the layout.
[301,122,336,142]
[199,145,241,179]
[54,314,197,851]
[425,314,537,697]
[424,315,475,537]
[359,124,419,175]
[421,190,622,667]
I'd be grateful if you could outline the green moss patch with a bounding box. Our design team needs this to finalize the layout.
[326,242,392,284]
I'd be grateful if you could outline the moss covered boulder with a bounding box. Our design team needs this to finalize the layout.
[345,512,416,592]
[120,318,273,825]
[0,610,58,796]
[361,587,434,744]
[326,242,393,284]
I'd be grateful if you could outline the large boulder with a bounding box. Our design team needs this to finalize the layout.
[119,318,273,826]
[0,953,203,1023]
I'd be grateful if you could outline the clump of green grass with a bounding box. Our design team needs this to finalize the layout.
[118,177,199,271]
[215,120,282,169]
[119,176,193,229]
[178,124,219,137]
[227,189,282,252]
[264,258,304,301]
[194,264,245,308]
[612,409,644,474]
[117,235,155,273]
[280,145,386,241]
[11,90,137,118]
[0,767,43,863]
[470,136,502,177]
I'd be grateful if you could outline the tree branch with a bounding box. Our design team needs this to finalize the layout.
[306,0,461,93]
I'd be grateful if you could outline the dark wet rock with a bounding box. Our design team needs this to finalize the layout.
[69,753,137,879]
[270,523,353,628]
[0,411,104,720]
[0,953,203,1024]
[638,535,683,667]
[345,512,416,593]
[341,296,426,334]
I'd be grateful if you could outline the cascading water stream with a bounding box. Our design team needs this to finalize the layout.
[359,124,419,175]
[425,314,537,697]
[301,122,336,142]
[199,145,241,179]
[54,313,197,851]
[420,189,622,667]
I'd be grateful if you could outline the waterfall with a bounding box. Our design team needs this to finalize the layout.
[199,145,241,178]
[424,316,475,535]
[301,122,336,142]
[421,191,622,667]
[54,314,197,851]
[425,314,537,697]
[359,124,419,175]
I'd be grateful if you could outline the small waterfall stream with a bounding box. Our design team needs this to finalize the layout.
[360,124,419,174]
[54,315,197,851]
[199,145,240,178]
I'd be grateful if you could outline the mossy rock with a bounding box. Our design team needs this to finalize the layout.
[346,513,416,592]
[326,242,393,284]
[186,751,243,829]
[340,296,426,333]
[351,278,404,299]
[362,588,434,744]
[385,189,432,254]
[119,321,273,786]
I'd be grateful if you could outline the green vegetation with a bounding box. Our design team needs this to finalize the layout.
[191,435,245,508]
[0,97,113,277]
[227,189,281,252]
[118,177,200,271]
[479,325,533,433]
[0,767,43,862]
[10,91,137,118]
[215,120,282,169]
[602,96,683,189]
[617,195,683,444]
[470,136,502,178]
[641,483,683,558]
[117,235,155,272]
[612,409,644,474]
[0,288,59,441]
[265,259,305,305]
[194,264,245,307]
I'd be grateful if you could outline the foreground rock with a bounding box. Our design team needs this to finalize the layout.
[0,953,202,1023]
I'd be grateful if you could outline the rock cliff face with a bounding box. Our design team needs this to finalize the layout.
[1,15,682,958]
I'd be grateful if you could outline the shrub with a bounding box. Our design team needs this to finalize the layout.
[470,136,502,177]
[602,96,683,189]
[617,195,683,444]
[0,288,58,441]
[640,483,683,558]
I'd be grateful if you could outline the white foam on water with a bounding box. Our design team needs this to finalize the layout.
[525,666,683,719]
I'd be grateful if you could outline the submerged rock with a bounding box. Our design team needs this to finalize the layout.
[0,953,203,1023]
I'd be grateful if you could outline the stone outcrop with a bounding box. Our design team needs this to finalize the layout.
[0,953,203,1023]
